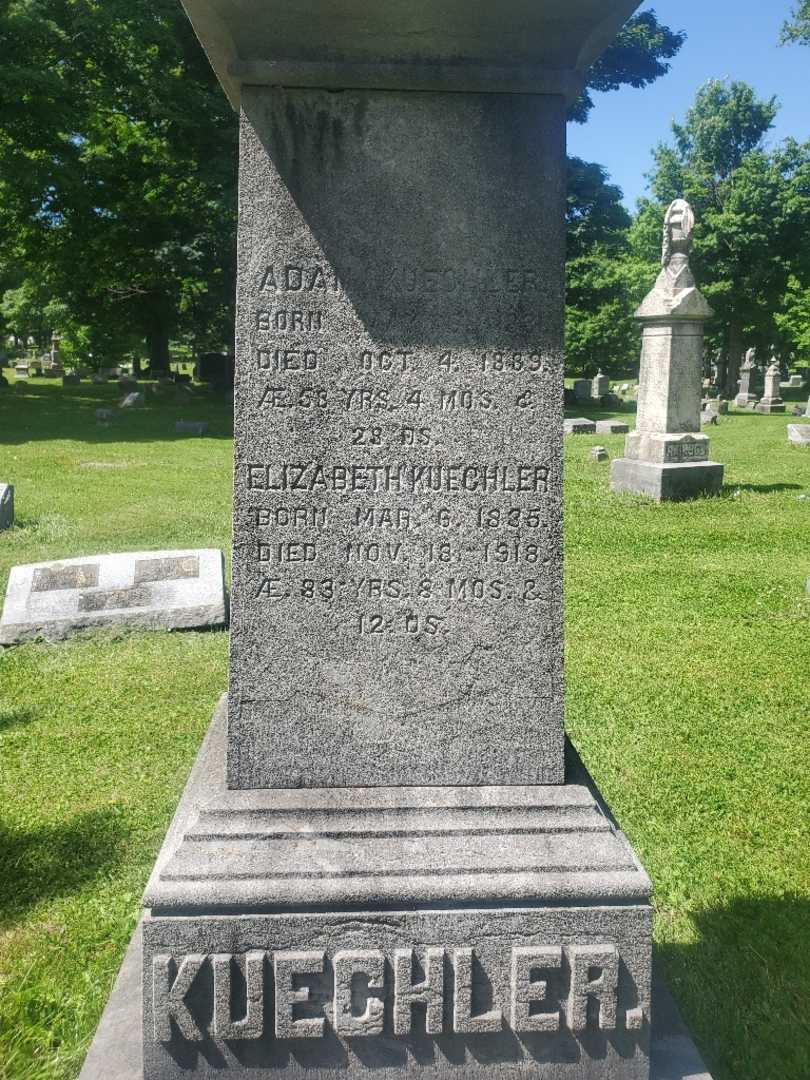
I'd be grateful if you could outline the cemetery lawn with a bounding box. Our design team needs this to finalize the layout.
[1,379,809,1080]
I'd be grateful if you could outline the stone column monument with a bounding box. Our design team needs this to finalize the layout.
[755,356,786,414]
[80,4,716,1079]
[735,349,759,409]
[610,200,724,501]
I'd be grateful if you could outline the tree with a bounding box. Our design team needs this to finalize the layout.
[638,80,810,395]
[565,159,649,375]
[781,2,810,45]
[0,3,681,370]
[571,11,685,123]
[0,0,237,371]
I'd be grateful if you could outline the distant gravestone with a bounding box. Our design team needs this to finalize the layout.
[611,200,723,501]
[564,417,596,435]
[787,374,804,388]
[14,362,29,378]
[595,420,629,434]
[591,370,609,399]
[175,420,209,436]
[0,484,13,530]
[787,424,810,446]
[735,349,759,408]
[119,391,144,408]
[701,409,719,426]
[755,359,786,414]
[63,371,80,386]
[590,445,609,462]
[95,408,114,424]
[572,378,591,402]
[619,382,630,394]
[805,394,810,417]
[90,373,106,384]
[0,549,226,644]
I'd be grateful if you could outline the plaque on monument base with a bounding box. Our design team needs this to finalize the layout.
[754,400,786,415]
[127,699,654,1080]
[609,459,724,503]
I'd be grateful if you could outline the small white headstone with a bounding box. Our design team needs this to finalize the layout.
[0,548,226,644]
[120,391,144,408]
[787,424,810,447]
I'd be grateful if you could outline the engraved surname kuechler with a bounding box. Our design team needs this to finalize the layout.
[152,944,637,1044]
[246,462,550,495]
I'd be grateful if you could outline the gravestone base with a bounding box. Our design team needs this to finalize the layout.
[734,394,758,409]
[130,697,657,1080]
[609,459,724,502]
[754,400,785,415]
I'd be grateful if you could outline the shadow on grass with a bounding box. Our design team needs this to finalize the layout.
[0,808,130,922]
[721,482,804,495]
[0,705,37,733]
[0,383,233,445]
[658,896,810,1080]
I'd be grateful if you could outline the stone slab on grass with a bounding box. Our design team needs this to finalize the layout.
[564,417,596,435]
[595,420,629,435]
[0,548,226,645]
[787,424,810,446]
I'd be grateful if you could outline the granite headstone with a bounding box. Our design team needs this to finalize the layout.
[755,359,786,414]
[81,5,690,1080]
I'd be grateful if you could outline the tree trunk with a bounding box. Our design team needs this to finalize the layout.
[146,324,171,374]
[724,319,744,399]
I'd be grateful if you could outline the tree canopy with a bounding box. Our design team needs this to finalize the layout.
[781,1,810,45]
[0,3,684,368]
[636,80,810,392]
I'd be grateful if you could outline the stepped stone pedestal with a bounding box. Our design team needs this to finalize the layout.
[611,201,723,502]
[81,3,711,1078]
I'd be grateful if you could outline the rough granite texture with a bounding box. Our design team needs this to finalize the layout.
[0,483,13,530]
[0,549,226,644]
[563,418,596,435]
[595,422,628,435]
[229,87,567,789]
[609,460,723,503]
[136,698,653,1080]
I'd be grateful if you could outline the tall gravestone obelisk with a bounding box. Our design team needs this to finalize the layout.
[102,3,661,1078]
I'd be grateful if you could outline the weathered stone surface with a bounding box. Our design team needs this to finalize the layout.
[572,378,592,401]
[612,201,722,501]
[755,359,785,414]
[175,420,209,436]
[592,371,610,398]
[787,424,810,446]
[80,921,713,1080]
[136,698,653,1080]
[595,421,629,435]
[0,483,13,530]
[229,86,567,789]
[700,410,718,427]
[564,417,596,435]
[0,548,226,644]
[590,446,609,462]
[120,391,145,408]
[610,459,723,502]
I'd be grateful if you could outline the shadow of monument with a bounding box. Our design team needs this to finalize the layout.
[0,705,37,733]
[720,482,803,495]
[0,808,130,922]
[656,896,810,1080]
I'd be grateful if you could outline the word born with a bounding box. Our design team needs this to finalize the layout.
[153,944,643,1043]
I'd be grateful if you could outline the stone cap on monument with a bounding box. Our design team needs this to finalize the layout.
[180,0,642,104]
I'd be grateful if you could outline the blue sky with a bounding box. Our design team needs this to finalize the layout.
[567,1,810,209]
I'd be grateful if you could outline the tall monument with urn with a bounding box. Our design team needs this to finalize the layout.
[611,200,724,501]
[81,4,712,1079]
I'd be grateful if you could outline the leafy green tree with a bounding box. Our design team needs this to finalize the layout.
[565,159,648,375]
[781,2,810,45]
[638,80,810,395]
[0,3,681,370]
[0,0,237,371]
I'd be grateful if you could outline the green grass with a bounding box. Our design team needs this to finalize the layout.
[1,380,809,1079]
